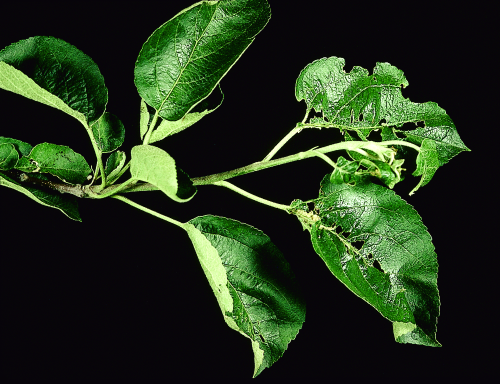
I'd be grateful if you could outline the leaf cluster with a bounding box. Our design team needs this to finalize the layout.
[0,0,469,378]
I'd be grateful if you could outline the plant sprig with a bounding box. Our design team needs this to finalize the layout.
[0,0,468,378]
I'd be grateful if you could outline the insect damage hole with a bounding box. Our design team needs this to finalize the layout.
[373,259,384,273]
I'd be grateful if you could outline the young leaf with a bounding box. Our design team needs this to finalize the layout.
[90,112,125,153]
[149,85,224,143]
[0,37,107,128]
[0,136,33,156]
[0,143,19,170]
[330,156,362,185]
[310,175,440,347]
[134,0,270,121]
[0,170,81,221]
[185,215,305,378]
[104,150,126,184]
[410,139,440,195]
[18,143,91,184]
[130,145,196,202]
[295,57,469,165]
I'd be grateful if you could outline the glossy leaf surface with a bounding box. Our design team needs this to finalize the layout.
[185,215,305,378]
[310,175,440,346]
[17,143,91,184]
[295,57,469,167]
[91,112,125,153]
[0,143,19,170]
[130,145,196,202]
[134,0,270,121]
[0,36,107,127]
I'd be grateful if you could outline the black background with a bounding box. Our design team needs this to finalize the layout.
[0,1,491,382]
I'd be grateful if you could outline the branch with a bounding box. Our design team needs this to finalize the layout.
[6,170,87,198]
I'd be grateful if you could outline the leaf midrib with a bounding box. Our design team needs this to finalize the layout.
[156,2,220,115]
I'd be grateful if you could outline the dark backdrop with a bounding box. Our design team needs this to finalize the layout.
[0,1,490,382]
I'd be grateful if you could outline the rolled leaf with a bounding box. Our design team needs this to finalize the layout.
[185,215,305,377]
[0,36,107,128]
[130,145,196,202]
[310,175,440,347]
[410,139,440,195]
[104,150,126,184]
[134,0,270,121]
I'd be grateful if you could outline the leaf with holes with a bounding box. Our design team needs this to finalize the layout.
[185,215,305,378]
[309,175,440,347]
[134,0,270,121]
[295,56,469,166]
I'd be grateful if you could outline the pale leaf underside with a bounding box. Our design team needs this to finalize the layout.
[186,215,305,378]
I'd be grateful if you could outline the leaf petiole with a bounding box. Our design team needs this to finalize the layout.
[262,112,310,162]
[112,194,185,229]
[212,180,290,211]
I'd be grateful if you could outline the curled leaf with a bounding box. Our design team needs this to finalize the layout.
[130,145,196,202]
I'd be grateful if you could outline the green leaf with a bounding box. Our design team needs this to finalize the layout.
[185,215,305,378]
[410,139,440,195]
[149,85,224,143]
[0,170,81,221]
[90,112,125,153]
[134,0,270,121]
[139,98,150,140]
[310,175,440,347]
[0,143,19,170]
[0,136,32,156]
[0,36,107,128]
[14,156,37,173]
[17,143,91,184]
[295,57,468,164]
[104,150,126,184]
[330,156,361,185]
[130,145,196,202]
